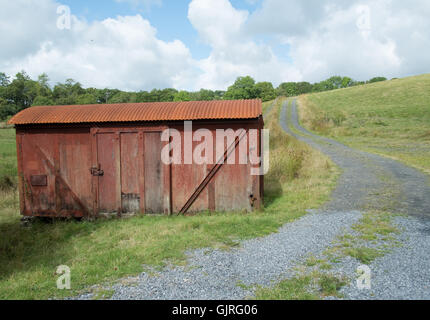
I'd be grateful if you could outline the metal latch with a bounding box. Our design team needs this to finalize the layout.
[91,165,104,176]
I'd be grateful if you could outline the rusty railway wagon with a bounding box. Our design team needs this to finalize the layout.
[8,99,264,218]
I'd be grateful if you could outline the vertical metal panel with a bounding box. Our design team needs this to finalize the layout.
[120,132,140,213]
[17,129,93,217]
[59,132,92,214]
[162,131,172,215]
[138,131,145,214]
[15,132,25,214]
[115,133,122,216]
[97,133,119,213]
[144,132,164,213]
[53,134,61,214]
[207,168,216,212]
[120,133,139,194]
[171,129,208,213]
[213,130,252,212]
[20,133,55,214]
[91,128,99,217]
[207,128,217,212]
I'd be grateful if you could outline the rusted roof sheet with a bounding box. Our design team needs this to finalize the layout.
[8,100,262,125]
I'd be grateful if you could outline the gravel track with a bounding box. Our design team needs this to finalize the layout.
[338,215,430,300]
[105,210,362,300]
[282,99,430,300]
[282,100,430,216]
[76,99,430,300]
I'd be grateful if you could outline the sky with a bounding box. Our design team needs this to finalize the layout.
[1,0,430,91]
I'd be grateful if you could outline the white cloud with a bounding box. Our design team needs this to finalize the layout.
[0,0,195,91]
[188,0,301,89]
[0,0,60,62]
[247,0,430,82]
[1,0,429,91]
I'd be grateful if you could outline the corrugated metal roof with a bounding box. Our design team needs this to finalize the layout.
[8,100,262,125]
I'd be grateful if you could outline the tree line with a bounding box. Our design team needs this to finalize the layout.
[0,71,387,121]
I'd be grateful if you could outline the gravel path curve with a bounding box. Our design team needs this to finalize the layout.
[282,99,430,300]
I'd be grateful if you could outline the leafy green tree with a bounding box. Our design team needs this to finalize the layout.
[6,71,39,110]
[224,76,258,100]
[277,82,298,97]
[0,102,18,120]
[197,89,216,101]
[96,88,120,103]
[174,91,191,102]
[367,77,387,83]
[159,88,178,102]
[255,82,276,101]
[76,93,98,105]
[148,89,162,102]
[326,76,343,89]
[108,91,136,104]
[36,73,51,96]
[296,82,313,95]
[53,79,85,105]
[214,90,225,100]
[341,77,354,88]
[135,90,151,102]
[32,96,55,106]
[0,73,9,104]
[144,88,178,102]
[0,72,10,87]
[312,79,336,92]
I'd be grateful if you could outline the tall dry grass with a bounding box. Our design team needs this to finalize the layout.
[264,98,334,195]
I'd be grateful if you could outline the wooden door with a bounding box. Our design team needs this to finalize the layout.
[96,133,120,214]
[120,132,143,213]
[94,130,166,215]
[144,132,164,213]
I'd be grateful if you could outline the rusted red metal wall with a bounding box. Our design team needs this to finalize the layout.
[15,119,263,218]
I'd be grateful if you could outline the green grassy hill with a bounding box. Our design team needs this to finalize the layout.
[299,73,430,174]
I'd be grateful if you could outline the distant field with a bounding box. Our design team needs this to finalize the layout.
[0,129,17,190]
[0,99,339,299]
[298,74,430,174]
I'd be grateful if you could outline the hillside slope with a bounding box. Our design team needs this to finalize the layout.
[298,74,430,173]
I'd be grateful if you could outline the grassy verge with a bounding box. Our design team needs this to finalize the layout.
[298,74,430,174]
[0,99,339,300]
[255,271,347,300]
[262,100,273,114]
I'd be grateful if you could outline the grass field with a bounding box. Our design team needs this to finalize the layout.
[298,73,430,174]
[0,99,339,300]
[0,129,17,191]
